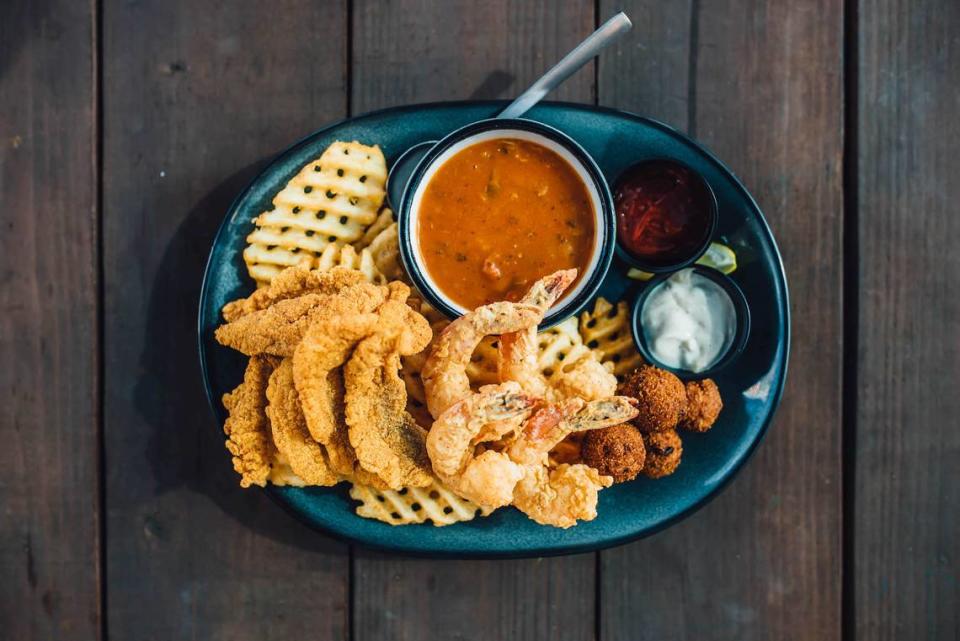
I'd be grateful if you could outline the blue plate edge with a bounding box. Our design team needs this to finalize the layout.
[196,99,792,558]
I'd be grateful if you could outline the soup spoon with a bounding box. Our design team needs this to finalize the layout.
[386,11,633,209]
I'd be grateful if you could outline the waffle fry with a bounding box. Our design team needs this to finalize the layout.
[365,221,405,282]
[579,297,644,377]
[244,141,387,286]
[316,243,386,284]
[350,478,488,526]
[354,208,394,250]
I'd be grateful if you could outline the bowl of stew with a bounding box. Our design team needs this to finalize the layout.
[397,118,615,327]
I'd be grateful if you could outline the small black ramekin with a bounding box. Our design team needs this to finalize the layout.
[630,265,751,380]
[613,158,718,274]
[396,117,616,329]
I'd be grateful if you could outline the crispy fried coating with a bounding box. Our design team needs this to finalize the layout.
[680,379,723,432]
[581,423,646,483]
[222,355,280,487]
[641,429,683,479]
[292,310,379,475]
[618,365,687,433]
[222,266,367,322]
[344,299,434,489]
[215,282,388,357]
[266,359,339,486]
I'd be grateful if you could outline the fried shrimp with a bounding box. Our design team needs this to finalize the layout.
[426,383,538,509]
[512,464,612,529]
[344,299,434,489]
[497,269,577,397]
[221,266,367,322]
[423,270,577,418]
[266,359,339,486]
[222,355,280,487]
[497,269,617,403]
[505,398,637,527]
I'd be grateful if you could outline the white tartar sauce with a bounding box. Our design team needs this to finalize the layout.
[640,269,736,373]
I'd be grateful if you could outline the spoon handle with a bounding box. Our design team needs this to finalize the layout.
[498,12,633,120]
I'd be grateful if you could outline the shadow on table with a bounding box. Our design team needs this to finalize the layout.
[133,159,343,555]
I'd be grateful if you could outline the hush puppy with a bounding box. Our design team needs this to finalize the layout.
[641,430,683,479]
[582,424,646,483]
[680,379,723,432]
[618,365,687,433]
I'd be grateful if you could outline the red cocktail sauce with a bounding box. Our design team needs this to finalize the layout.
[614,161,714,267]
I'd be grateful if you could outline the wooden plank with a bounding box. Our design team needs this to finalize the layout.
[351,2,598,640]
[351,0,595,112]
[101,2,350,639]
[0,1,100,639]
[854,1,960,638]
[598,2,844,640]
[596,1,693,129]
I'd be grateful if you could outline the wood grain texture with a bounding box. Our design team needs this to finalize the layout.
[351,2,598,640]
[101,2,350,639]
[854,1,960,638]
[597,0,693,130]
[598,2,844,640]
[351,0,595,112]
[0,1,100,639]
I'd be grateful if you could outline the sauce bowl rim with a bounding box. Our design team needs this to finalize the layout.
[396,117,616,329]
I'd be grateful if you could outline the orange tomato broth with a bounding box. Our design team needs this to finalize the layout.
[416,138,596,310]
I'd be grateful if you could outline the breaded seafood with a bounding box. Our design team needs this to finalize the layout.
[618,365,687,433]
[222,355,280,487]
[641,429,683,478]
[581,423,646,483]
[344,298,434,489]
[222,266,367,322]
[680,379,723,432]
[215,281,388,357]
[266,359,339,486]
[292,310,379,476]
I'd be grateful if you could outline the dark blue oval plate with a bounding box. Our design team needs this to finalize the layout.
[198,101,790,558]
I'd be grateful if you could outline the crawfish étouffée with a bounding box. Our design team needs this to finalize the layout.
[417,138,595,309]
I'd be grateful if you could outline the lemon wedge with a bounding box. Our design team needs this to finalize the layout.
[626,242,738,281]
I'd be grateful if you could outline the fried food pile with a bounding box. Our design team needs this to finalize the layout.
[216,139,726,530]
[217,266,438,492]
[579,365,724,482]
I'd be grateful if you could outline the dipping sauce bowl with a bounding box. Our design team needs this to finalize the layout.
[614,159,717,273]
[630,266,751,379]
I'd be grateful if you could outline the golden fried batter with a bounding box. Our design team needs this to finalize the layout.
[679,379,723,432]
[642,429,683,478]
[581,423,646,483]
[222,266,368,322]
[266,359,339,486]
[618,365,687,433]
[344,299,434,489]
[215,282,388,357]
[292,311,379,476]
[222,355,280,487]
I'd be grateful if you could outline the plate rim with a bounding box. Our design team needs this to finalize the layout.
[197,99,791,558]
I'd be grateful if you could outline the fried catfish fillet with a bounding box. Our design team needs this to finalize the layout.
[344,299,434,489]
[292,311,379,476]
[214,281,388,357]
[221,265,368,322]
[222,355,280,487]
[265,359,339,486]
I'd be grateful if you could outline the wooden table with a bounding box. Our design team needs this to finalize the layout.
[3,1,957,639]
